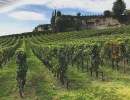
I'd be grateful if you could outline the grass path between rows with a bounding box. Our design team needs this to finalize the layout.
[0,52,18,100]
[20,39,69,100]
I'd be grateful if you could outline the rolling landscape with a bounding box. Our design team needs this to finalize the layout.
[1,0,130,100]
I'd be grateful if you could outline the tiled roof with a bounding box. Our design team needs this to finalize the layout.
[37,24,50,27]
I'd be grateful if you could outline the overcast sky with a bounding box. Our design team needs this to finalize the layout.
[0,0,130,36]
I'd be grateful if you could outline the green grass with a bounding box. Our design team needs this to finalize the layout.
[59,63,130,100]
[1,39,130,100]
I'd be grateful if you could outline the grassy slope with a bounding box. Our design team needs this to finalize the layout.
[62,65,130,100]
[1,38,130,100]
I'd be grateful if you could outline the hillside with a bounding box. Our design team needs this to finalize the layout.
[1,26,130,100]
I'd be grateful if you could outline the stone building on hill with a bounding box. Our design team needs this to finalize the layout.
[51,10,121,32]
[33,9,124,32]
[33,24,51,32]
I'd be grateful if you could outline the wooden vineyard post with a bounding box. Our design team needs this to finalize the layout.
[112,59,114,70]
[90,67,92,76]
[86,58,89,72]
[116,61,119,71]
[66,79,69,89]
[97,71,104,81]
[124,58,126,74]
[72,60,73,67]
[81,59,84,71]
[96,70,98,78]
[101,72,104,81]
[76,61,79,70]
[57,70,59,79]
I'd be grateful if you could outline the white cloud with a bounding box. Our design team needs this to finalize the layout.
[8,11,47,20]
[0,0,130,13]
[0,24,32,36]
[0,0,50,13]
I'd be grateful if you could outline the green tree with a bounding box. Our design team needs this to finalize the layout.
[110,11,114,16]
[56,17,73,32]
[44,25,49,30]
[112,0,126,16]
[77,12,81,16]
[104,10,111,17]
[56,17,68,32]
[57,11,62,17]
